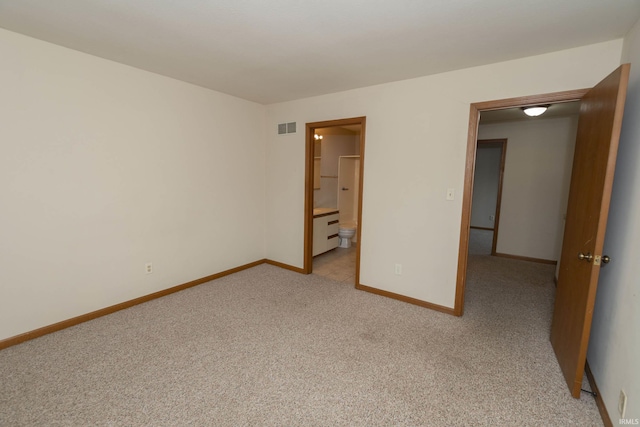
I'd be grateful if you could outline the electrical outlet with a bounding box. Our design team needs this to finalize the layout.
[619,389,627,418]
[145,262,153,274]
[395,264,402,275]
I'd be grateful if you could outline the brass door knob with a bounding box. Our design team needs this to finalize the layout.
[578,252,593,262]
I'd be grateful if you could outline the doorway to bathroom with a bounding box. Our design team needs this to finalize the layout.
[303,117,366,287]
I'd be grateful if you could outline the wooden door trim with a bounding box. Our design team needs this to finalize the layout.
[454,89,589,316]
[304,117,366,287]
[476,138,507,255]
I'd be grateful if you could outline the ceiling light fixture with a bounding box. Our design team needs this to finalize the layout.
[314,134,323,140]
[521,105,550,117]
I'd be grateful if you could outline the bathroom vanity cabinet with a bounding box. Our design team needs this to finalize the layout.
[312,209,340,256]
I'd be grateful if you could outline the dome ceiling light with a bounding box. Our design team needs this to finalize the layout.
[522,105,550,117]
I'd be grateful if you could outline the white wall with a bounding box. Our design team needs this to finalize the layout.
[470,145,502,229]
[0,29,266,341]
[478,116,578,261]
[588,18,640,424]
[265,40,623,308]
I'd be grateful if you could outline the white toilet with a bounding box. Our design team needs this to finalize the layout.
[338,222,357,248]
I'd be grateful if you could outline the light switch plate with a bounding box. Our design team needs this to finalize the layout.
[446,188,455,200]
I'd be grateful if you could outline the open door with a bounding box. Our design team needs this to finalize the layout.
[550,64,630,398]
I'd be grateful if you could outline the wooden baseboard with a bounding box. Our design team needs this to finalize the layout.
[355,283,455,316]
[585,360,613,427]
[0,259,267,351]
[470,226,494,231]
[494,252,557,265]
[264,259,306,274]
[1,259,459,351]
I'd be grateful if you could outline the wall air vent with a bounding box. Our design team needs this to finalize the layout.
[277,122,297,135]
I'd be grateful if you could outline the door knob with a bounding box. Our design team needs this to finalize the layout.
[602,255,611,264]
[577,252,593,262]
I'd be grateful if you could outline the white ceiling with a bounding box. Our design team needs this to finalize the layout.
[1,1,639,104]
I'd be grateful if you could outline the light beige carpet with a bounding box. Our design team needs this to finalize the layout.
[468,228,493,255]
[0,256,601,426]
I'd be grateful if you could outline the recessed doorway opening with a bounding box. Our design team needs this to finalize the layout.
[303,117,366,287]
[456,64,630,399]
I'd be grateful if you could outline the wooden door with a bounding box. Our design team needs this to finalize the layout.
[550,64,630,398]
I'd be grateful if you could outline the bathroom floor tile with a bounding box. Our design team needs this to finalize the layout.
[312,246,357,284]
